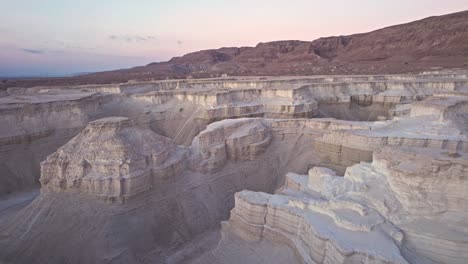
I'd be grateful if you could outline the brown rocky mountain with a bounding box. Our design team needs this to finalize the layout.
[2,10,468,89]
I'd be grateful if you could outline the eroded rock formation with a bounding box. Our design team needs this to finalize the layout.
[0,73,467,264]
[217,145,467,263]
[2,73,467,195]
[191,119,272,172]
[40,117,187,201]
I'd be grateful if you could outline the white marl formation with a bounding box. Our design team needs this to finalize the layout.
[0,73,467,264]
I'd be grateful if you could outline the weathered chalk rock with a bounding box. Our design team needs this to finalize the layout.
[1,74,468,263]
[223,190,407,264]
[40,117,186,201]
[2,74,468,195]
[221,145,467,264]
[372,147,468,264]
[410,93,468,122]
[191,118,271,172]
[314,93,468,172]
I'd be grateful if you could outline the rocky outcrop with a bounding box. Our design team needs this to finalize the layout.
[410,93,468,122]
[0,73,467,264]
[132,87,318,121]
[0,91,113,195]
[191,119,271,172]
[2,75,466,194]
[0,115,330,264]
[40,117,187,201]
[223,187,406,263]
[0,92,106,146]
[220,145,467,264]
[313,92,468,171]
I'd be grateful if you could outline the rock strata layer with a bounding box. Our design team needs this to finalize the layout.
[40,117,187,201]
[218,146,467,263]
[2,73,467,194]
[0,73,467,264]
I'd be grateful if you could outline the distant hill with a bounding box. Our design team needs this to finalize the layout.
[2,10,468,89]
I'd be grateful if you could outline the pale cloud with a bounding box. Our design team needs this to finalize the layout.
[21,48,45,54]
[108,34,157,43]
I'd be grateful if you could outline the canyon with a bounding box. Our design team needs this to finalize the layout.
[2,10,468,89]
[0,72,467,263]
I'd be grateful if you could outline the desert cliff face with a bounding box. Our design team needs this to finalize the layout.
[1,73,467,195]
[0,71,467,264]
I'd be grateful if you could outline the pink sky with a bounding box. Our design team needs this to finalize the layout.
[1,0,467,76]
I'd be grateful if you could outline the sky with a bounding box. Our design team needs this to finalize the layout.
[1,0,467,76]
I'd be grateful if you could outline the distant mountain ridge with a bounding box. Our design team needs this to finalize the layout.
[140,10,468,76]
[2,10,468,89]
